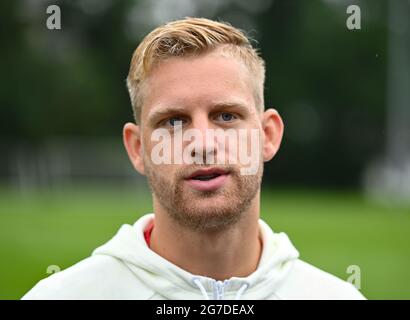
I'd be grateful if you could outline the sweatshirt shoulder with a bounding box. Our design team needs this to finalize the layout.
[22,255,155,300]
[275,259,366,300]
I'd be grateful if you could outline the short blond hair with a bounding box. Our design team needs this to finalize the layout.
[126,17,265,123]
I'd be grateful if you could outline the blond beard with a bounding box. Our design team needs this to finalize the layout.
[144,160,262,232]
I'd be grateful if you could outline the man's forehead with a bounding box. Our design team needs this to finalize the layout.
[140,53,258,123]
[145,53,252,91]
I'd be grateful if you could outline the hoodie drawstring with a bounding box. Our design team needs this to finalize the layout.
[192,278,210,300]
[192,278,249,300]
[234,283,249,300]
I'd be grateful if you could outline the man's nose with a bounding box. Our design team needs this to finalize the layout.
[189,115,217,164]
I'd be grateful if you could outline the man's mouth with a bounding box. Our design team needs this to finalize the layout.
[185,168,230,191]
[191,173,222,181]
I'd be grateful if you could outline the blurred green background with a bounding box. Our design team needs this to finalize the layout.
[1,0,409,299]
[1,186,409,299]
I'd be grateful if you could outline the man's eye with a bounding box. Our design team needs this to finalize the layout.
[164,117,185,127]
[216,112,237,122]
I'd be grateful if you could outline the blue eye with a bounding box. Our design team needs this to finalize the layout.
[166,117,185,127]
[218,113,236,122]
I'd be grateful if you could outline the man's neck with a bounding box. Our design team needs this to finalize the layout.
[149,196,262,281]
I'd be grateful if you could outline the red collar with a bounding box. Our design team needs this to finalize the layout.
[143,220,155,248]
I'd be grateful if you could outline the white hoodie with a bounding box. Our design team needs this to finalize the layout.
[22,214,365,300]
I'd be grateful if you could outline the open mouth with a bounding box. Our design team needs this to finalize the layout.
[185,168,230,191]
[187,168,229,180]
[191,173,222,181]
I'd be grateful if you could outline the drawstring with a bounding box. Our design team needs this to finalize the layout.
[192,278,210,300]
[235,282,249,300]
[192,277,250,300]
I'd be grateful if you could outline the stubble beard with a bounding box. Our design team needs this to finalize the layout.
[144,161,262,232]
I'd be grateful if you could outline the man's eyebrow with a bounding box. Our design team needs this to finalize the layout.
[147,106,187,123]
[211,101,251,113]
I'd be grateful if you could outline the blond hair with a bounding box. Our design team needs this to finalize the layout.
[126,17,265,123]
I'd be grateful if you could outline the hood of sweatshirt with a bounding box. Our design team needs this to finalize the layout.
[92,214,299,300]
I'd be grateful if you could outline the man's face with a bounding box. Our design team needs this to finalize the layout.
[135,52,266,230]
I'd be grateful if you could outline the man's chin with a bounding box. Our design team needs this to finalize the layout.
[188,195,230,210]
[159,184,257,231]
[178,203,241,231]
[184,186,230,201]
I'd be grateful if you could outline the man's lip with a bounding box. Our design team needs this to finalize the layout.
[185,168,230,179]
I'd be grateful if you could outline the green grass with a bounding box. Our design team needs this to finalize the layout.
[0,185,409,299]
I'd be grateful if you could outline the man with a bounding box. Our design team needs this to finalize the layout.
[23,17,365,300]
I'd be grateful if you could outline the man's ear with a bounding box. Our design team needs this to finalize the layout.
[123,122,145,175]
[261,108,284,162]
